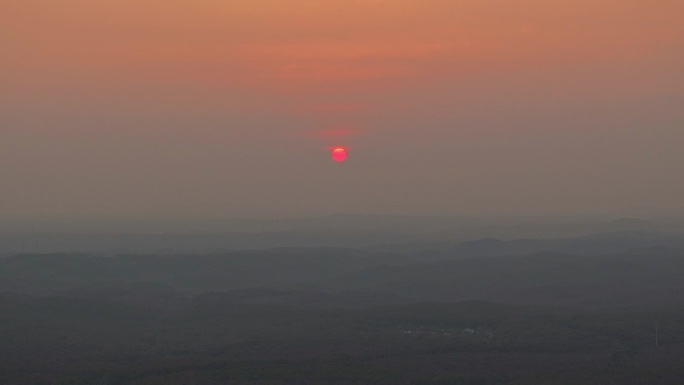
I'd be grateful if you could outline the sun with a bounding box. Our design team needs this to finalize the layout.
[331,147,348,162]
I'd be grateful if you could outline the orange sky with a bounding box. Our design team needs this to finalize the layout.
[5,0,682,91]
[1,0,683,218]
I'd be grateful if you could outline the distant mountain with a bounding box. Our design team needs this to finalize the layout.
[323,248,684,307]
[606,218,658,230]
[0,247,408,296]
[447,231,684,259]
[2,215,683,254]
[3,242,684,309]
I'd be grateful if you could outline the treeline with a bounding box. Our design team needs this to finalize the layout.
[2,294,684,384]
[2,244,684,384]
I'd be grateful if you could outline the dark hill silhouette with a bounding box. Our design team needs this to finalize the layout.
[3,235,684,384]
[325,248,684,307]
[445,231,684,259]
[3,243,684,309]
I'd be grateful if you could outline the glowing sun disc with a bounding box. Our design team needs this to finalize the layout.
[331,147,347,162]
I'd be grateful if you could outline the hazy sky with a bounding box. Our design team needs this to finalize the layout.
[2,0,683,219]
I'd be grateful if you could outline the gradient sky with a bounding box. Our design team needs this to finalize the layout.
[2,0,683,219]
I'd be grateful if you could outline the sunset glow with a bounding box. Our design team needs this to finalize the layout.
[0,0,682,218]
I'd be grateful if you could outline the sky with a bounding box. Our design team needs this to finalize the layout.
[1,0,683,219]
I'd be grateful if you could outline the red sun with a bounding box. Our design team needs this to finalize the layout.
[331,147,347,162]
